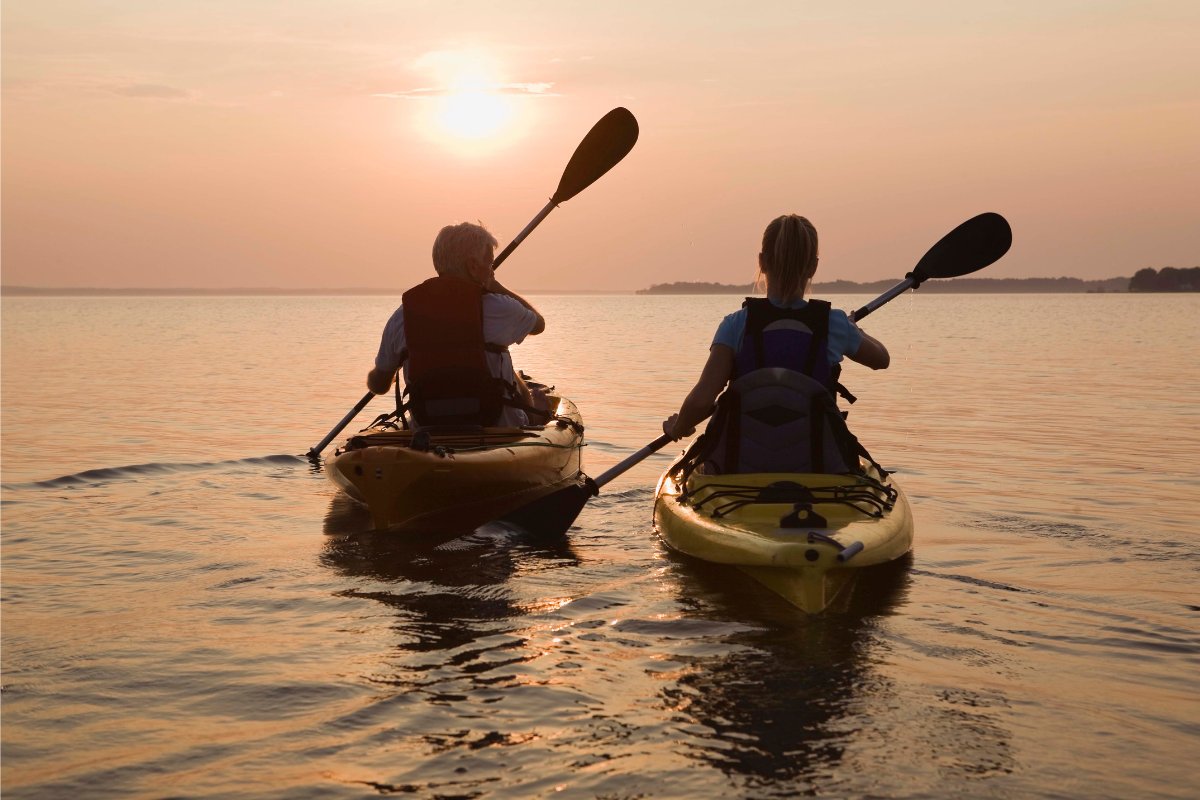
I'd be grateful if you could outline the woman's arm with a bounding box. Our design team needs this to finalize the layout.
[663,345,735,439]
[847,327,890,370]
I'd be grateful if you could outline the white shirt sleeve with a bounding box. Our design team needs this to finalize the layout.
[373,306,407,373]
[481,294,539,347]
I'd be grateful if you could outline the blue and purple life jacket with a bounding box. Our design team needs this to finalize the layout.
[702,297,868,475]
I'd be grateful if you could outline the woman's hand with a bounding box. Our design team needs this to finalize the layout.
[663,414,695,441]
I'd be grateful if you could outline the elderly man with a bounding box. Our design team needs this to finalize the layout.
[367,222,547,427]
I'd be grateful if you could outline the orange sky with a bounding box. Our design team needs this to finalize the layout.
[3,1,1198,290]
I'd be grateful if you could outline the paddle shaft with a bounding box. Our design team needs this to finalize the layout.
[307,391,375,458]
[850,272,924,322]
[592,433,674,490]
[492,200,556,270]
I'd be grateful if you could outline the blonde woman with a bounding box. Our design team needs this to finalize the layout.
[662,215,889,471]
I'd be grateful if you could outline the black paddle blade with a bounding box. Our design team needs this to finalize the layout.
[912,212,1012,281]
[551,108,639,204]
[499,476,597,538]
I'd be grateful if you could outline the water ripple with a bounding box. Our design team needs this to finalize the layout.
[3,454,307,491]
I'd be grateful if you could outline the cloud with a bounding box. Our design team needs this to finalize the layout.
[497,82,557,95]
[373,82,557,99]
[113,83,191,99]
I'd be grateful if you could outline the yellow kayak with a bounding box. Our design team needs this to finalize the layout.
[654,457,913,613]
[325,392,585,534]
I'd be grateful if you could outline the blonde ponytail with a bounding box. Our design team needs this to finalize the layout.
[760,215,818,303]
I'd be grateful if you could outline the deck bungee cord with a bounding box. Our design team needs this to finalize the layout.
[679,477,898,521]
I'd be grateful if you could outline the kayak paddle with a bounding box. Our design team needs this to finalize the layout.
[850,211,1012,321]
[307,108,640,459]
[510,211,1013,535]
[498,434,673,537]
[492,107,639,269]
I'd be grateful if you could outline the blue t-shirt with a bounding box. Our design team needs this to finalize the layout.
[712,297,862,365]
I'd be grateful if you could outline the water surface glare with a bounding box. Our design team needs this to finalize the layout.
[3,294,1198,798]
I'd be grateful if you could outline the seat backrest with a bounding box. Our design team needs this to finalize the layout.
[402,276,505,428]
[706,367,857,474]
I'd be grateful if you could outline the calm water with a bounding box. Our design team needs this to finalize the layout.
[3,293,1198,799]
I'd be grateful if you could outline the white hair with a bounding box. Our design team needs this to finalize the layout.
[431,222,498,278]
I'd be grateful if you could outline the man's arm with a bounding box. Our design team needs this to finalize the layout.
[488,279,545,335]
[367,308,405,394]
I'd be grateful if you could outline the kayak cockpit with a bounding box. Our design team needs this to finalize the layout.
[324,390,586,534]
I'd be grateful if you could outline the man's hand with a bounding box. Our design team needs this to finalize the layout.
[366,367,395,395]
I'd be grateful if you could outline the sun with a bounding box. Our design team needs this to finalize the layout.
[411,51,524,151]
[438,83,513,140]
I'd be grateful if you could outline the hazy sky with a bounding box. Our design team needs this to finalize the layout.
[3,1,1198,290]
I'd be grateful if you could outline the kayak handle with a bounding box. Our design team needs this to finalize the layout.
[837,541,865,563]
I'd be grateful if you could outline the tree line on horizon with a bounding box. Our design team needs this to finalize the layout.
[638,270,1198,295]
[1128,267,1200,292]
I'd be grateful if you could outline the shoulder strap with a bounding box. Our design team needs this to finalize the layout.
[742,297,769,370]
[803,299,831,376]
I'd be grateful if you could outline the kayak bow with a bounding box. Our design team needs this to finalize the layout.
[654,457,913,613]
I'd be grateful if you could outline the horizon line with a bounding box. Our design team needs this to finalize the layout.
[2,275,1134,297]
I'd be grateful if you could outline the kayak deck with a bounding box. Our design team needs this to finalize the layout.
[325,394,585,534]
[654,460,913,613]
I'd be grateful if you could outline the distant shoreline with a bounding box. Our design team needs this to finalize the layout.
[637,277,1133,294]
[640,269,1199,294]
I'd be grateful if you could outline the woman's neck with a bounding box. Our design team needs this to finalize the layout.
[764,275,808,305]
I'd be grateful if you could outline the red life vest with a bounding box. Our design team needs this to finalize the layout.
[401,276,511,427]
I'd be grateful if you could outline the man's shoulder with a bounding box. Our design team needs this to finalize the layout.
[384,304,405,326]
[481,293,538,343]
[482,293,525,313]
[380,305,405,340]
[482,293,537,325]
